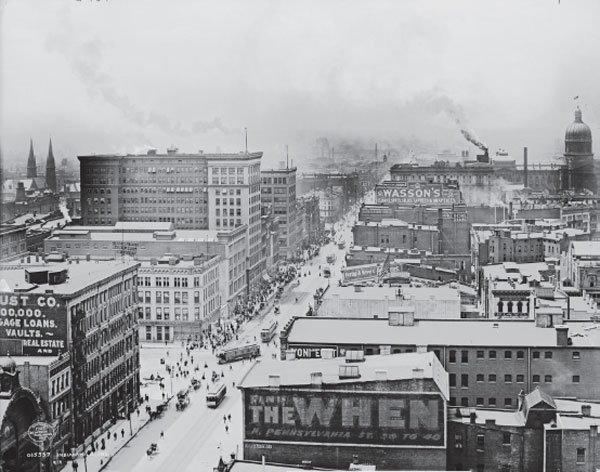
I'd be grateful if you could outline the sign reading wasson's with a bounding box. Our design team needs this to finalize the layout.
[376,182,461,205]
[245,389,445,447]
[0,293,69,356]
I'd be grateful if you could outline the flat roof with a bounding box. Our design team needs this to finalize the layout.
[239,352,448,399]
[450,408,525,427]
[323,285,459,301]
[48,228,230,243]
[571,241,600,258]
[286,318,600,348]
[554,399,600,430]
[0,260,139,296]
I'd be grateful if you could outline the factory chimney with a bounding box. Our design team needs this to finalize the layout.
[523,147,528,188]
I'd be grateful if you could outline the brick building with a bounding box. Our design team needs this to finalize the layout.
[261,166,301,259]
[137,256,221,342]
[448,389,600,472]
[0,260,140,447]
[238,352,449,470]
[352,220,439,253]
[43,221,247,315]
[279,316,600,408]
[78,148,264,285]
[0,224,27,261]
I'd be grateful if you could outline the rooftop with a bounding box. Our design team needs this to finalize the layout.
[239,352,449,400]
[323,285,459,301]
[48,227,237,243]
[0,260,139,296]
[571,241,600,258]
[285,318,600,348]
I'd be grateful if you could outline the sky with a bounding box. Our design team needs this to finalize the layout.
[1,0,599,169]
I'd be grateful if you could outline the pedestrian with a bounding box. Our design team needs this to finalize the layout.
[232,381,235,388]
[223,415,227,423]
[160,430,164,439]
[114,432,117,441]
[121,428,125,438]
[136,409,140,417]
[225,425,229,433]
[107,431,111,440]
[162,392,165,400]
[227,414,231,421]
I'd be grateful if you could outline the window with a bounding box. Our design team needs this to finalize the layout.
[504,398,512,407]
[476,397,484,406]
[461,350,469,363]
[454,433,463,449]
[461,398,469,407]
[544,351,553,359]
[489,350,496,359]
[449,373,456,387]
[156,308,162,320]
[476,434,485,450]
[573,375,580,383]
[576,448,586,463]
[572,351,581,360]
[533,375,540,383]
[146,326,152,341]
[461,374,469,388]
[516,350,524,359]
[502,432,511,445]
[156,292,162,303]
[516,374,524,383]
[489,398,497,407]
[449,350,456,363]
[504,350,512,359]
[489,374,496,383]
[164,307,170,320]
[476,465,484,472]
[504,374,512,383]
[533,351,540,359]
[545,375,552,383]
[477,350,484,359]
[476,374,484,382]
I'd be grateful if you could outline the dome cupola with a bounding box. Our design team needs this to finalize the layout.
[565,107,592,155]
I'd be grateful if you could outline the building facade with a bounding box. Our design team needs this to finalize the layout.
[137,256,221,342]
[0,260,141,448]
[78,148,264,285]
[239,352,448,471]
[261,167,301,259]
[0,224,27,261]
[279,316,600,408]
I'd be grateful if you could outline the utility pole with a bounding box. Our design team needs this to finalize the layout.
[245,128,248,153]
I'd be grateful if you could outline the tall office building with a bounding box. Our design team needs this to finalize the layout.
[565,107,595,193]
[261,166,300,259]
[78,147,264,285]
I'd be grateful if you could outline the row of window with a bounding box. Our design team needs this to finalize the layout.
[448,349,581,362]
[449,373,578,387]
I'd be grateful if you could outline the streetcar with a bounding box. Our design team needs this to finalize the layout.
[216,343,261,364]
[260,320,278,343]
[206,383,227,408]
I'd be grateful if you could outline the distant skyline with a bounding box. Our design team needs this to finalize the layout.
[1,0,599,168]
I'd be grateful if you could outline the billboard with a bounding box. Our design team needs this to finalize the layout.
[376,183,461,205]
[245,389,445,447]
[341,264,379,284]
[290,345,339,359]
[0,293,69,356]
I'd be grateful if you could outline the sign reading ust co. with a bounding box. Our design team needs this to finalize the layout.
[0,293,68,356]
[245,390,444,447]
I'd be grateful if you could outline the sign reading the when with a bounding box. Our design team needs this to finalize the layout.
[376,183,461,205]
[0,293,68,355]
[245,390,444,447]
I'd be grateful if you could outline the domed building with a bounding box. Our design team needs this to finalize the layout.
[565,107,595,193]
[0,355,46,472]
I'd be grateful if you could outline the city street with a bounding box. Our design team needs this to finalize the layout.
[102,207,360,472]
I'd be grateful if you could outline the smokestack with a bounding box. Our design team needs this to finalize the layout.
[523,147,528,188]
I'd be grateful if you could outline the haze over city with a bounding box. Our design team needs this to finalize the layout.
[1,0,600,167]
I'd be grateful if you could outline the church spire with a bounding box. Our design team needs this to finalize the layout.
[27,139,37,178]
[46,138,57,193]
